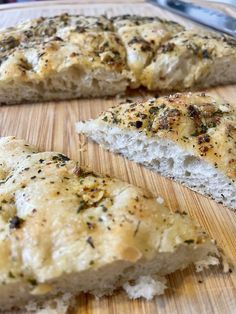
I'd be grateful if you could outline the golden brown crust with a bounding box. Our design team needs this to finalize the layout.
[0,14,128,84]
[111,15,182,30]
[112,15,184,86]
[0,14,183,85]
[98,92,236,181]
[141,30,236,90]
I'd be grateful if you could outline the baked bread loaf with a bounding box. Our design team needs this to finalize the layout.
[0,14,130,105]
[0,137,221,311]
[76,92,236,210]
[1,14,236,105]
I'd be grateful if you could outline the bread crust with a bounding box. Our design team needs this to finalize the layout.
[112,15,184,87]
[141,30,236,90]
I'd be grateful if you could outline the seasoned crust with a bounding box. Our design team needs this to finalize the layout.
[0,14,113,45]
[0,14,128,79]
[98,93,236,182]
[141,30,236,90]
[0,32,127,80]
[2,14,185,84]
[112,15,184,87]
[111,15,182,29]
[0,137,219,310]
[0,14,115,71]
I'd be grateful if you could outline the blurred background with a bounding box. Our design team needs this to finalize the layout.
[0,0,235,3]
[0,0,43,3]
[0,0,47,3]
[1,0,235,7]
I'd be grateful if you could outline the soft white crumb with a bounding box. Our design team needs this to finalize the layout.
[195,256,220,272]
[25,293,74,314]
[123,276,167,300]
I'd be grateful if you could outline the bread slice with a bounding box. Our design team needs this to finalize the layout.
[0,136,221,311]
[0,14,130,105]
[141,30,236,91]
[76,92,236,210]
[1,14,236,105]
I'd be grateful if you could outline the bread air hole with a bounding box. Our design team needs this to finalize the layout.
[167,158,174,169]
[183,155,198,168]
[152,159,160,168]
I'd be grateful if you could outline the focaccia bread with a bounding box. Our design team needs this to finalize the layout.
[76,92,236,210]
[1,14,236,105]
[0,137,221,311]
[0,14,130,105]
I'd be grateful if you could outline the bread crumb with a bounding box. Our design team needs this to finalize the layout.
[156,196,164,204]
[123,276,167,300]
[195,256,220,272]
[25,293,74,314]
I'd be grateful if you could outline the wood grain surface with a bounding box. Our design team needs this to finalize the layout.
[0,1,236,313]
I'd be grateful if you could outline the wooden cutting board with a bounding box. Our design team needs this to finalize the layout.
[0,1,236,313]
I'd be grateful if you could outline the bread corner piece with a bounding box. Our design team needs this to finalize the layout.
[76,92,236,210]
[0,137,221,311]
[0,14,130,105]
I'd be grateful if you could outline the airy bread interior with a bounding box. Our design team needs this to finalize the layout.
[76,121,236,210]
[0,67,128,105]
[4,243,219,312]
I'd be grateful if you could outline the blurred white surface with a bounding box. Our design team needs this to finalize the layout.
[202,0,236,7]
